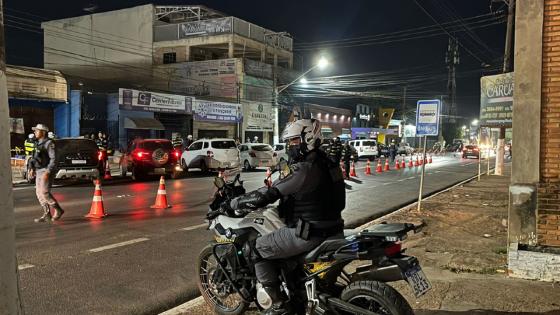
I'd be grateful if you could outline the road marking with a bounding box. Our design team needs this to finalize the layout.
[181,223,207,231]
[382,182,393,186]
[88,238,149,253]
[159,296,205,315]
[18,264,35,270]
[397,179,407,182]
[406,176,416,180]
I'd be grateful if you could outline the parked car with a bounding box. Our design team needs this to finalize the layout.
[181,138,240,173]
[273,143,289,163]
[239,143,275,170]
[120,139,181,180]
[348,139,378,159]
[24,138,101,184]
[397,142,415,155]
[462,144,480,159]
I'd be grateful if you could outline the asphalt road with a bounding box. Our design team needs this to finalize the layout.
[12,153,498,315]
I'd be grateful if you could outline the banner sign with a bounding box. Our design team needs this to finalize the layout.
[9,118,24,134]
[119,88,193,114]
[244,102,273,131]
[193,100,242,123]
[179,17,232,38]
[415,100,440,136]
[480,72,513,127]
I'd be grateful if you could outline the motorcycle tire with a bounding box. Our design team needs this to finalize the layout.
[340,280,413,315]
[196,244,249,315]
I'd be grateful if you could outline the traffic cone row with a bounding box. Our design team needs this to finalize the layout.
[350,161,357,177]
[103,160,112,180]
[376,159,383,173]
[85,179,108,219]
[400,158,406,169]
[151,176,172,209]
[395,157,401,170]
[384,158,390,171]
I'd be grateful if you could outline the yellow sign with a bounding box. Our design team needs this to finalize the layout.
[378,108,395,129]
[378,133,386,144]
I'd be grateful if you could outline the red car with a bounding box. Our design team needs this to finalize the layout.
[120,139,182,180]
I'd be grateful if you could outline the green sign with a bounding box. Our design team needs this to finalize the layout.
[480,72,513,127]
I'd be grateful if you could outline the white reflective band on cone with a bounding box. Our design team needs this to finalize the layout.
[92,196,103,202]
[157,190,167,195]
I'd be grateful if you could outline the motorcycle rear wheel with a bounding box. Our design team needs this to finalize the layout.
[196,244,249,315]
[339,280,413,315]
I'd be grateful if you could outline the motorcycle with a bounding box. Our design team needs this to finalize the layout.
[197,172,431,315]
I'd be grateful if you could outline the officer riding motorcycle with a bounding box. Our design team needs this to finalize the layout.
[228,118,345,315]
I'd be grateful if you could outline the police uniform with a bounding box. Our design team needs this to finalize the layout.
[31,137,64,221]
[341,144,353,178]
[24,138,36,156]
[326,139,343,163]
[232,149,345,288]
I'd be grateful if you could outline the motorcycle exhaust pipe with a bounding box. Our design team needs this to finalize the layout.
[320,294,381,315]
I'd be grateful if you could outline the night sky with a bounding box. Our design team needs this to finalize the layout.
[4,0,506,119]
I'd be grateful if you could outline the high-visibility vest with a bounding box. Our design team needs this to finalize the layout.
[24,140,36,155]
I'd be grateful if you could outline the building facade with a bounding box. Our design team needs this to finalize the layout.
[508,0,560,281]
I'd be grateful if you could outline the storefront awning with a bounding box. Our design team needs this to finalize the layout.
[124,117,165,130]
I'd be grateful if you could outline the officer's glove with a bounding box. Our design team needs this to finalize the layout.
[229,197,249,217]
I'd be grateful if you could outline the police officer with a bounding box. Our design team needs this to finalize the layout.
[183,135,194,149]
[29,124,64,223]
[389,139,397,162]
[229,119,345,314]
[326,136,343,163]
[24,133,36,156]
[172,134,183,149]
[341,141,353,178]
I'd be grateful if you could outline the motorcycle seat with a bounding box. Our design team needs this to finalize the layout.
[360,223,415,239]
[302,237,350,263]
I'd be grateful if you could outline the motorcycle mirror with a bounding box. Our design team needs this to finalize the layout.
[214,176,225,189]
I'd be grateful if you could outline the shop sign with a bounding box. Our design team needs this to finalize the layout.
[244,102,273,131]
[359,114,371,121]
[179,17,232,38]
[193,100,242,123]
[119,88,193,114]
[480,72,513,127]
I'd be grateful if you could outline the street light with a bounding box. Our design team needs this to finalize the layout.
[471,119,479,126]
[462,125,467,130]
[273,56,331,143]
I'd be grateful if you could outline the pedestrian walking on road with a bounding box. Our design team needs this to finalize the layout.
[341,141,353,178]
[29,124,64,223]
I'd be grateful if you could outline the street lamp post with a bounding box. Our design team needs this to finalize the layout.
[273,57,329,144]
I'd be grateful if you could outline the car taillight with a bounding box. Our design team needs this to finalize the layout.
[97,151,104,161]
[249,152,256,157]
[384,242,402,257]
[207,150,214,158]
[135,149,149,160]
[173,150,181,159]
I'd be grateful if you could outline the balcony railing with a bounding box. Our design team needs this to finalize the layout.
[154,16,293,51]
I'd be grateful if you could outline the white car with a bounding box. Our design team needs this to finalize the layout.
[349,139,378,159]
[239,143,275,170]
[181,138,240,173]
[273,143,289,163]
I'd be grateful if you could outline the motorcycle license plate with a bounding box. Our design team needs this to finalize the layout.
[71,160,87,164]
[404,265,432,297]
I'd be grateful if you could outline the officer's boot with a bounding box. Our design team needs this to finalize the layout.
[34,206,52,223]
[51,204,65,221]
[263,286,291,315]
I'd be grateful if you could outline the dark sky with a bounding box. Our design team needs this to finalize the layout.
[4,0,507,119]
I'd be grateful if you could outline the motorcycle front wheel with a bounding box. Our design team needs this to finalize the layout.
[339,280,414,315]
[196,244,249,315]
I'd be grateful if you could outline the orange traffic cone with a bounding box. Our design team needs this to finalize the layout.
[415,155,420,167]
[350,161,357,177]
[376,159,383,173]
[401,158,406,169]
[103,160,112,180]
[384,159,390,171]
[429,155,433,164]
[408,156,414,168]
[151,176,172,209]
[365,160,372,175]
[395,157,401,170]
[85,180,108,219]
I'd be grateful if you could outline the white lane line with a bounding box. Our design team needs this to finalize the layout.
[159,296,205,315]
[18,264,35,270]
[181,223,207,231]
[88,238,149,253]
[406,176,416,180]
[397,179,407,182]
[382,182,393,186]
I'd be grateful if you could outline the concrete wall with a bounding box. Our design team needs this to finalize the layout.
[42,4,154,84]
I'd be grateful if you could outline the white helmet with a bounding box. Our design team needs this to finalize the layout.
[187,135,193,140]
[48,132,55,139]
[28,133,34,139]
[281,119,322,152]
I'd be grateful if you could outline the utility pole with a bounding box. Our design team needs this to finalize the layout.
[401,86,407,143]
[0,0,23,313]
[496,0,515,176]
[445,37,460,144]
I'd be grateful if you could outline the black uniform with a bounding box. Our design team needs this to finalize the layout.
[326,139,343,163]
[232,149,345,287]
[389,142,397,161]
[341,144,353,178]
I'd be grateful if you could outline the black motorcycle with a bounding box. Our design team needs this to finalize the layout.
[197,174,431,315]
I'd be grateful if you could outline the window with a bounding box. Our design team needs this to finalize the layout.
[252,145,273,152]
[189,142,203,151]
[212,141,237,149]
[203,142,209,149]
[239,145,247,152]
[163,52,177,64]
[274,144,284,151]
[141,141,173,151]
[363,141,376,146]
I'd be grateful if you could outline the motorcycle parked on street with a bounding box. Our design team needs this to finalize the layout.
[196,173,431,315]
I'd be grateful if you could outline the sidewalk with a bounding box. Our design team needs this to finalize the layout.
[175,165,560,314]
